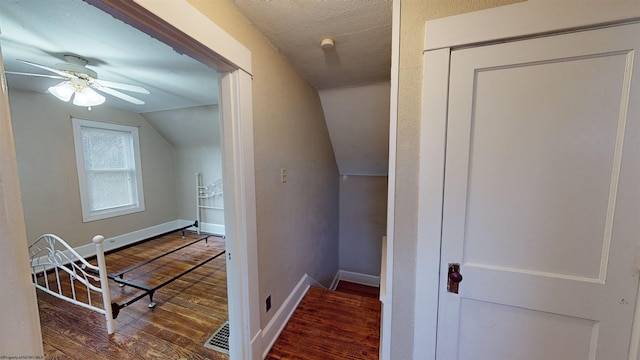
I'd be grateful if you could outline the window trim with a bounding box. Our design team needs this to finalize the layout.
[72,118,145,222]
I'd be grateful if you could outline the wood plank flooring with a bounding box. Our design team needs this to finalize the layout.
[335,281,380,299]
[266,283,381,360]
[36,231,381,359]
[36,231,229,360]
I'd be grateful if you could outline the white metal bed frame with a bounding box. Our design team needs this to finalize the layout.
[28,234,114,334]
[196,172,224,234]
[28,225,225,335]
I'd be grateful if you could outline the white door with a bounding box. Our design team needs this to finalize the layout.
[437,23,640,359]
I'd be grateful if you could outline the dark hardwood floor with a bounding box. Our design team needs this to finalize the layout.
[37,231,229,360]
[335,281,380,299]
[266,282,381,360]
[36,232,381,360]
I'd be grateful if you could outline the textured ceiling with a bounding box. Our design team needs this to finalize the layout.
[229,0,393,175]
[1,0,392,175]
[230,0,392,89]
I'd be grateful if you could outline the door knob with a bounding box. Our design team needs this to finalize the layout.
[448,263,463,294]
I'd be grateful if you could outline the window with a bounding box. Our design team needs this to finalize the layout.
[72,118,145,222]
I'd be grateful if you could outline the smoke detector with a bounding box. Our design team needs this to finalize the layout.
[320,38,335,51]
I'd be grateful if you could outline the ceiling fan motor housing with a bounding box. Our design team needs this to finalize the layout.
[56,55,97,79]
[10,55,148,105]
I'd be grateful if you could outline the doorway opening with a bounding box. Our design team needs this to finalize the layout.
[0,0,251,357]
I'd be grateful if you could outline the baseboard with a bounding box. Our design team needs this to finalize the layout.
[332,270,381,289]
[77,219,187,258]
[30,220,188,272]
[329,271,341,290]
[251,330,263,360]
[176,219,225,236]
[261,273,323,359]
[201,222,226,236]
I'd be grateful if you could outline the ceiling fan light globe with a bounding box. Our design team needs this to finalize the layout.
[48,81,74,102]
[73,87,105,107]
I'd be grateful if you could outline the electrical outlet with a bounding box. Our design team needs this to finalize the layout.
[281,168,287,183]
[266,295,271,312]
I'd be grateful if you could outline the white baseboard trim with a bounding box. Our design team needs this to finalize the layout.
[330,271,341,290]
[261,273,323,359]
[201,222,226,236]
[31,220,189,272]
[332,270,381,289]
[177,219,225,236]
[78,219,186,258]
[251,330,263,360]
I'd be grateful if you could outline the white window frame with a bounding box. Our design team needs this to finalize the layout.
[72,118,145,222]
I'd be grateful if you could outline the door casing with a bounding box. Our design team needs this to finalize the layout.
[94,2,261,358]
[416,0,640,358]
[0,1,261,358]
[0,29,44,357]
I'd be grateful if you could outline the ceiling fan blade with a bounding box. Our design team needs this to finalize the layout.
[5,71,66,80]
[17,59,78,79]
[93,85,145,105]
[92,79,150,94]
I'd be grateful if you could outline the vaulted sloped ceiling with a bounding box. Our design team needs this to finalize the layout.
[231,1,392,175]
[0,0,221,148]
[0,0,219,114]
[141,105,220,148]
[1,0,392,174]
[319,83,390,176]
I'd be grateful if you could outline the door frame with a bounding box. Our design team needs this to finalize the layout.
[415,0,640,358]
[92,2,261,358]
[379,0,401,359]
[0,31,45,356]
[0,0,262,358]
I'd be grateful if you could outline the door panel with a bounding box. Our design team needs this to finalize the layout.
[437,23,640,360]
[458,298,596,360]
[465,54,626,282]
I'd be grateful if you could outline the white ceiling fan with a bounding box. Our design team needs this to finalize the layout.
[5,55,150,108]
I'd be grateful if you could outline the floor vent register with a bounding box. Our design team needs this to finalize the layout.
[204,321,230,354]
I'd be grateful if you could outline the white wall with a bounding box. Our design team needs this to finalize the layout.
[188,0,341,329]
[174,146,224,228]
[319,82,390,176]
[339,175,387,276]
[319,83,390,282]
[142,105,224,233]
[9,89,178,248]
